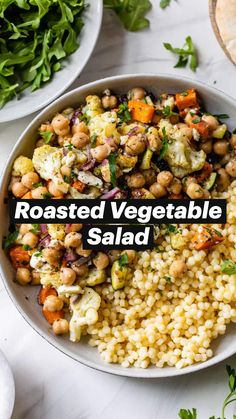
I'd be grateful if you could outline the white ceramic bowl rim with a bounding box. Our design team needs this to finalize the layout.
[1,73,236,378]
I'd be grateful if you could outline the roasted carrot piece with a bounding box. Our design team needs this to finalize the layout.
[176,89,198,111]
[72,180,86,193]
[38,286,57,306]
[22,191,32,199]
[128,100,155,123]
[192,227,224,250]
[195,162,213,183]
[43,308,64,325]
[190,119,210,138]
[9,246,30,269]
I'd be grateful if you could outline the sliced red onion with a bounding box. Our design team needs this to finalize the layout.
[65,224,71,233]
[70,109,80,127]
[100,187,121,199]
[64,249,78,262]
[39,234,51,248]
[128,126,139,137]
[101,158,108,166]
[82,158,96,171]
[86,145,92,160]
[40,224,48,234]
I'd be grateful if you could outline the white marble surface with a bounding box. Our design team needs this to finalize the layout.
[1,1,236,418]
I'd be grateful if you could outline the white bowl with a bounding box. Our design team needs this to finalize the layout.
[0,0,103,123]
[1,74,236,378]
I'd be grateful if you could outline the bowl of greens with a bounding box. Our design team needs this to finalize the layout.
[0,0,103,123]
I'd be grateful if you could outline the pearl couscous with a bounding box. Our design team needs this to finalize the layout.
[5,87,236,369]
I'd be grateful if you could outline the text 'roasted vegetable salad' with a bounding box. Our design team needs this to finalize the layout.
[5,86,236,369]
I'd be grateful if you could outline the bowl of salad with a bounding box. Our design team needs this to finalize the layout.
[1,73,236,378]
[0,0,103,123]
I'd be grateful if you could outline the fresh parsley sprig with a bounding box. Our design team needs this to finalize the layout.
[108,152,117,187]
[160,0,172,9]
[104,0,152,32]
[164,36,198,72]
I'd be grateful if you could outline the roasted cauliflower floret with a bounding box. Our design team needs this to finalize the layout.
[88,111,120,141]
[47,225,66,241]
[69,287,101,342]
[12,156,34,176]
[82,95,103,118]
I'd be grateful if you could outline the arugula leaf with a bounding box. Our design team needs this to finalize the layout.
[104,0,152,32]
[118,253,129,268]
[108,152,117,187]
[221,260,236,275]
[164,36,198,72]
[39,130,53,144]
[4,229,19,249]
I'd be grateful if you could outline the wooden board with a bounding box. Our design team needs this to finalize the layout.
[209,0,236,66]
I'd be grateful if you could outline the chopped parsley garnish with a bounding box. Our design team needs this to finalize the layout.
[71,171,77,179]
[34,251,42,257]
[166,225,179,234]
[32,182,43,189]
[162,105,178,118]
[160,127,169,158]
[164,275,172,283]
[213,113,229,120]
[104,0,152,32]
[63,175,71,184]
[4,229,19,249]
[192,117,201,124]
[65,144,73,151]
[23,244,31,251]
[108,152,117,187]
[221,260,236,275]
[42,192,53,199]
[164,36,198,72]
[117,102,132,123]
[118,253,129,268]
[181,91,188,97]
[79,113,90,124]
[90,134,98,147]
[30,224,40,234]
[39,130,53,144]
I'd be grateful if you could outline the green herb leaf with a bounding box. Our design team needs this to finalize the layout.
[65,144,73,151]
[90,134,98,147]
[178,408,197,419]
[117,102,132,123]
[164,275,172,283]
[213,114,229,120]
[63,175,71,183]
[166,224,179,234]
[118,253,129,268]
[108,152,117,187]
[164,36,198,72]
[160,0,171,9]
[221,260,236,275]
[160,127,169,158]
[23,244,31,251]
[33,182,43,189]
[4,229,19,249]
[192,117,201,124]
[39,130,53,144]
[162,105,178,118]
[30,224,40,234]
[104,0,152,32]
[34,251,42,257]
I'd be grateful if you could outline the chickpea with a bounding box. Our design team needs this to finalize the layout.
[21,172,40,189]
[230,134,236,148]
[127,173,146,189]
[31,186,49,199]
[169,178,182,195]
[125,136,146,156]
[31,271,41,285]
[219,153,231,167]
[91,144,111,162]
[201,139,212,154]
[102,95,118,109]
[53,319,69,335]
[202,114,219,131]
[16,268,31,285]
[182,176,196,192]
[169,260,186,278]
[213,140,229,156]
[186,182,205,199]
[51,114,70,136]
[72,263,89,277]
[44,295,63,312]
[48,180,63,197]
[60,267,76,285]
[70,224,83,232]
[9,176,20,191]
[157,171,173,188]
[225,160,236,177]
[76,244,92,257]
[121,250,136,263]
[72,121,89,135]
[71,132,90,149]
[93,252,109,270]
[142,169,156,186]
[108,250,121,263]
[64,232,82,248]
[149,182,167,198]
[12,182,28,198]
[22,232,38,248]
[216,168,230,191]
[148,134,162,152]
[61,165,71,177]
[128,87,146,101]
[43,248,61,267]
